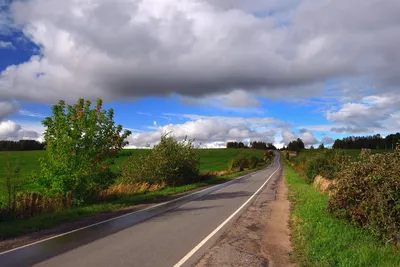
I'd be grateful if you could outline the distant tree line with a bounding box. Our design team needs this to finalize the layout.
[226,141,276,150]
[0,140,46,151]
[250,141,277,150]
[226,141,247,149]
[287,138,305,151]
[332,133,400,149]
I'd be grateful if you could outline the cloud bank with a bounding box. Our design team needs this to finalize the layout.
[0,0,398,105]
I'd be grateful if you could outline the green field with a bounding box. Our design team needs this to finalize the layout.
[0,149,264,201]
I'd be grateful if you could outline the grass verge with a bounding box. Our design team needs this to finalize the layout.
[284,160,400,267]
[0,162,270,240]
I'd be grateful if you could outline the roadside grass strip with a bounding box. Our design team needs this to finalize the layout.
[284,160,400,267]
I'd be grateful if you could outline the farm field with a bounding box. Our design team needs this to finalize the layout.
[0,148,264,201]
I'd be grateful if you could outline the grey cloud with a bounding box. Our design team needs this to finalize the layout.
[0,100,19,121]
[0,0,399,104]
[331,126,370,134]
[322,136,334,144]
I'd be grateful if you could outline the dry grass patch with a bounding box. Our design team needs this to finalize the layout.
[313,175,337,196]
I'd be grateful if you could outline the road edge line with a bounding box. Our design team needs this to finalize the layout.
[173,154,281,267]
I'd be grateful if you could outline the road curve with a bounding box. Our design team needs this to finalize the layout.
[0,152,281,267]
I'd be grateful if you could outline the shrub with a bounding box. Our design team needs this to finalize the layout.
[121,134,200,186]
[228,154,249,171]
[36,98,131,203]
[303,150,351,183]
[328,148,400,245]
[247,156,260,169]
[0,157,23,216]
[263,150,274,162]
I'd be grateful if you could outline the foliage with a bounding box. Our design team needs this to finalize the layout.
[287,149,351,183]
[287,138,305,151]
[226,141,247,149]
[285,161,400,267]
[36,98,131,203]
[328,147,400,245]
[318,143,325,149]
[333,132,400,149]
[247,155,260,169]
[249,141,276,150]
[121,134,200,186]
[0,140,45,151]
[1,157,23,217]
[304,150,351,183]
[228,154,249,171]
[263,150,274,162]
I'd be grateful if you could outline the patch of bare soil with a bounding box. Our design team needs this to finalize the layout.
[196,171,295,267]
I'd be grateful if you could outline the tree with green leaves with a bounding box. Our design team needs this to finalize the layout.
[318,143,325,149]
[37,98,131,203]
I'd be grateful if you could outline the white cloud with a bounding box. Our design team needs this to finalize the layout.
[0,41,14,49]
[281,129,318,146]
[19,109,46,118]
[127,115,281,148]
[0,0,398,105]
[326,93,400,133]
[0,120,41,141]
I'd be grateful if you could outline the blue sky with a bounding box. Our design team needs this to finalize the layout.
[1,0,399,147]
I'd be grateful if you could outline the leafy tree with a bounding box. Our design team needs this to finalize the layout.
[310,145,315,150]
[3,157,23,214]
[287,138,305,151]
[36,98,131,202]
[318,143,325,149]
[238,142,246,148]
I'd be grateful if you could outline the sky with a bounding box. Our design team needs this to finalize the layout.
[0,0,399,148]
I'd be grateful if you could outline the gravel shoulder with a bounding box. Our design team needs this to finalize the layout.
[195,169,295,267]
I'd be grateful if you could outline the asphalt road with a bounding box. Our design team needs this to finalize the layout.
[1,152,281,267]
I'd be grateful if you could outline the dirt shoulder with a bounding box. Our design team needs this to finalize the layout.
[196,170,295,267]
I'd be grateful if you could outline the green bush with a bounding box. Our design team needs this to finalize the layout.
[121,134,200,186]
[247,156,260,169]
[304,155,329,183]
[228,154,249,171]
[328,148,400,245]
[303,150,351,183]
[263,150,274,162]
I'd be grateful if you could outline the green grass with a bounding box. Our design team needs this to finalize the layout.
[284,159,400,266]
[0,159,271,239]
[0,148,264,202]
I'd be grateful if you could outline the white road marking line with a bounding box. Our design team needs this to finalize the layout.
[173,155,281,267]
[0,161,273,256]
